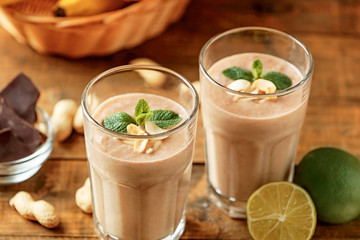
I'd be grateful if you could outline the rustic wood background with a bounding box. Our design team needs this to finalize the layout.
[1,0,360,239]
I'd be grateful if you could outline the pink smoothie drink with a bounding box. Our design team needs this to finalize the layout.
[199,28,313,219]
[82,66,199,240]
[86,93,194,240]
[202,53,307,215]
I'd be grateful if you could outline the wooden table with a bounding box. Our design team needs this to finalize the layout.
[1,0,360,239]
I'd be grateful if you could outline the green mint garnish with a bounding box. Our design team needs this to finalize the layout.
[102,112,136,133]
[252,59,262,79]
[223,67,253,81]
[261,71,292,90]
[135,99,153,126]
[149,110,182,129]
[222,59,292,90]
[102,99,182,133]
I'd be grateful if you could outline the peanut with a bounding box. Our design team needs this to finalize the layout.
[73,105,84,134]
[51,99,77,141]
[9,191,60,228]
[75,178,92,214]
[129,58,167,87]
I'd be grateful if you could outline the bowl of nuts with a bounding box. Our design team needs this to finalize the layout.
[0,73,54,185]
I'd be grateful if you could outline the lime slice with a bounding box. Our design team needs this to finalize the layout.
[246,182,317,240]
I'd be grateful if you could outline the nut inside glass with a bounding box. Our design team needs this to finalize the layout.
[199,27,313,218]
[81,65,199,240]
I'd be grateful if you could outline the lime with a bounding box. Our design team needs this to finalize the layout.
[246,182,317,240]
[294,147,360,224]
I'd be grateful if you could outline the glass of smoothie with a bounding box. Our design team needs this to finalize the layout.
[81,65,199,240]
[199,27,313,218]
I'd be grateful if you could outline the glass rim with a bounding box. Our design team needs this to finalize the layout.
[81,65,199,140]
[199,26,314,98]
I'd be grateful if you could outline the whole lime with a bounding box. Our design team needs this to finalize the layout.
[294,147,360,224]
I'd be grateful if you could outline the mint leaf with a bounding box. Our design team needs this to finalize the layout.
[261,71,292,90]
[135,99,151,117]
[103,112,136,133]
[252,59,262,79]
[135,99,153,126]
[223,67,253,81]
[149,110,182,129]
[136,112,153,126]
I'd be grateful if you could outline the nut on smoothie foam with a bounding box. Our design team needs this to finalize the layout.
[201,52,309,217]
[86,93,195,240]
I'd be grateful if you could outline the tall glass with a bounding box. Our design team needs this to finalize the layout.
[199,27,313,218]
[82,65,199,240]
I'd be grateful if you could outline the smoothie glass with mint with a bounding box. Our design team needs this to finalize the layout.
[81,65,199,240]
[199,27,313,218]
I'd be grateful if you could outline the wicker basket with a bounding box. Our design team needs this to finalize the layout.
[0,0,190,58]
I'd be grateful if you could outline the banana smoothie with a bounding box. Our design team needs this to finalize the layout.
[85,93,196,240]
[201,52,311,217]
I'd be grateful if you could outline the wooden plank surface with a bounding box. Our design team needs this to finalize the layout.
[1,161,359,239]
[1,0,360,239]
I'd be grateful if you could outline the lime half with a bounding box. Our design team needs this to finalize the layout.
[246,181,317,240]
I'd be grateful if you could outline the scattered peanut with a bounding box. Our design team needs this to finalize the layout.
[34,122,47,136]
[75,178,92,214]
[51,99,77,141]
[9,191,60,228]
[73,105,84,134]
[129,58,167,87]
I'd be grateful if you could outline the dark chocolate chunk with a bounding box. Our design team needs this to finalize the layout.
[0,128,33,162]
[0,73,40,124]
[0,98,43,152]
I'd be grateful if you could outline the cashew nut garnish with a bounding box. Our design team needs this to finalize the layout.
[226,79,277,102]
[123,123,165,154]
[252,79,276,94]
[227,79,251,92]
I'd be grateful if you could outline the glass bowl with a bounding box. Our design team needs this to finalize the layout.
[0,107,54,185]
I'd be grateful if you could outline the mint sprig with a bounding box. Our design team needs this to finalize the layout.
[252,59,262,79]
[261,71,292,90]
[222,59,292,90]
[149,110,182,129]
[102,99,182,133]
[135,99,153,126]
[102,112,136,133]
[223,67,253,82]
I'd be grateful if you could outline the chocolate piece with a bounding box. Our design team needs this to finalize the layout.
[0,73,40,124]
[0,128,33,162]
[0,98,43,152]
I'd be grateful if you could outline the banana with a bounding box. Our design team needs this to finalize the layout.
[53,0,132,17]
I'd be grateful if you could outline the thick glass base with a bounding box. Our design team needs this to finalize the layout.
[93,214,186,240]
[208,184,247,219]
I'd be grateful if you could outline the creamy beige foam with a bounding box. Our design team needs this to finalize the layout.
[86,93,194,240]
[202,53,308,202]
